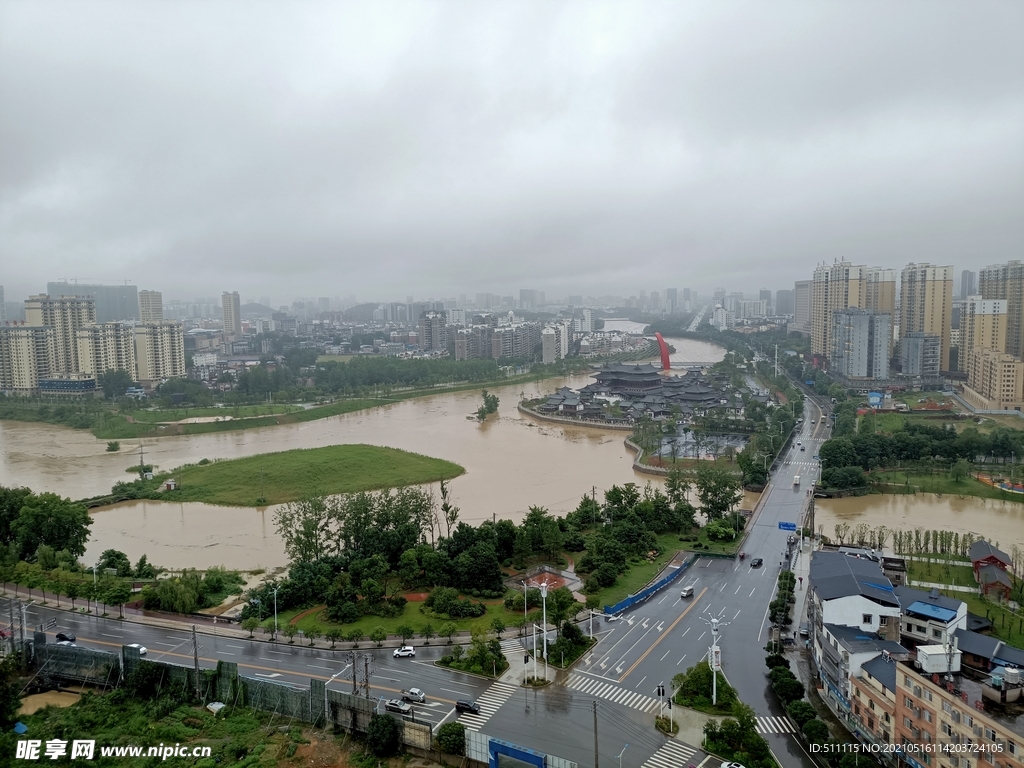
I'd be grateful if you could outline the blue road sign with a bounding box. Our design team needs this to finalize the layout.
[778,521,797,531]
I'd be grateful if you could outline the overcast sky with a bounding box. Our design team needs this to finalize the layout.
[1,1,1022,306]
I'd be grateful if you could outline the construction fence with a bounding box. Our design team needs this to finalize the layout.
[603,554,697,614]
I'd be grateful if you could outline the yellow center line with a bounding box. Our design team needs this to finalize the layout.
[65,634,459,705]
[618,585,707,681]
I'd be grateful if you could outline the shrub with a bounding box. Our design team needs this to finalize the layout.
[366,713,400,757]
[764,654,790,671]
[802,718,830,744]
[786,700,817,728]
[436,722,466,755]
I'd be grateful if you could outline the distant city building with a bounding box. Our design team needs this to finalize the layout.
[0,286,5,323]
[519,289,545,310]
[774,289,794,316]
[959,296,1008,367]
[138,290,163,323]
[900,332,940,379]
[793,280,812,334]
[134,322,186,386]
[221,291,242,335]
[758,289,772,313]
[811,263,896,359]
[899,263,953,371]
[76,322,136,378]
[46,282,139,323]
[979,260,1024,359]
[960,269,976,300]
[830,309,890,380]
[664,288,678,313]
[419,311,447,352]
[25,294,97,373]
[963,348,1024,412]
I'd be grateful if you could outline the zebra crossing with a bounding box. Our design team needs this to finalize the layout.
[456,681,519,731]
[640,740,698,768]
[565,673,661,713]
[755,715,797,734]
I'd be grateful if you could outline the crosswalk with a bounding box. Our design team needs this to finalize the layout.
[755,715,797,734]
[456,681,519,731]
[499,637,524,656]
[641,740,697,768]
[565,672,661,713]
[788,461,819,468]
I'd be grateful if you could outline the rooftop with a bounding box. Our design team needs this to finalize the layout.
[969,540,1011,565]
[809,551,899,607]
[860,654,898,693]
[824,623,909,655]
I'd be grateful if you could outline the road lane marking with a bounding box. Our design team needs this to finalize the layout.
[619,586,707,681]
[697,631,706,642]
[307,664,331,670]
[225,644,244,649]
[719,582,727,591]
[265,650,290,655]
[750,588,757,596]
[636,675,646,688]
[659,650,671,661]
[219,652,236,656]
[733,610,741,619]
[677,654,687,665]
[682,628,689,637]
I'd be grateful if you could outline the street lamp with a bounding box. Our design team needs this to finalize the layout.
[272,585,281,641]
[540,582,549,663]
[615,743,628,768]
[521,581,529,630]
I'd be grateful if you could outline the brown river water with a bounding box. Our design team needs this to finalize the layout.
[2,335,1020,569]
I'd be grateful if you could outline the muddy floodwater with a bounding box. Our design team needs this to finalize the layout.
[19,690,82,715]
[3,338,734,569]
[814,494,1024,553]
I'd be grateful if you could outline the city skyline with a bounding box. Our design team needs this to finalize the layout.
[1,2,1021,302]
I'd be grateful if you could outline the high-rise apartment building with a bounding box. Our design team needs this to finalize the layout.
[793,280,812,334]
[901,333,940,379]
[24,294,97,373]
[0,325,54,394]
[774,289,794,316]
[419,312,447,352]
[830,309,890,380]
[221,291,242,335]
[138,290,163,323]
[960,296,1008,366]
[664,288,678,313]
[46,282,139,323]
[963,347,1024,411]
[899,263,953,371]
[960,269,976,300]
[0,286,5,323]
[979,260,1024,359]
[811,262,867,357]
[134,322,186,386]
[76,322,136,378]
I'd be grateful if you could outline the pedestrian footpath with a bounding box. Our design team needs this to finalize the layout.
[755,715,797,735]
[457,681,520,731]
[565,672,660,713]
[640,739,697,768]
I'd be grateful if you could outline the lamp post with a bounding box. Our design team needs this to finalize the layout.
[272,585,280,641]
[615,743,628,768]
[540,582,549,663]
[521,580,529,629]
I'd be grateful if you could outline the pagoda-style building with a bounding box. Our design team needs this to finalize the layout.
[589,362,664,394]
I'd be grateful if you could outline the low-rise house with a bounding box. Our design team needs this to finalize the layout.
[808,551,903,642]
[816,623,908,715]
[953,628,1024,675]
[970,541,1011,580]
[978,564,1013,602]
[894,585,968,649]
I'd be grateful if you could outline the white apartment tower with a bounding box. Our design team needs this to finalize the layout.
[0,326,54,394]
[134,322,186,386]
[222,291,242,335]
[76,323,136,378]
[138,290,164,323]
[24,294,97,373]
[899,263,953,371]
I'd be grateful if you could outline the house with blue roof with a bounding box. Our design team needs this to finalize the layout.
[893,585,967,649]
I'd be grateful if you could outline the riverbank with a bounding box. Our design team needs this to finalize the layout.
[86,444,465,507]
[870,470,1024,504]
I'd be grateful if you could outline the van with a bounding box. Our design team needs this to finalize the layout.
[793,475,801,486]
[680,585,694,599]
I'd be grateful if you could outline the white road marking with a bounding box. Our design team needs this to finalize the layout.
[677,654,687,665]
[219,652,236,656]
[697,631,706,642]
[307,664,331,670]
[225,644,244,649]
[682,628,690,637]
[735,585,742,594]
[733,610,742,619]
[660,649,671,661]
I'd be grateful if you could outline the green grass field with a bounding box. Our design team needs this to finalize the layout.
[905,559,976,587]
[871,471,1024,503]
[155,444,464,506]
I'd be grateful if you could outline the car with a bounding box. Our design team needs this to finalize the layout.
[455,700,480,714]
[55,632,76,643]
[127,643,148,655]
[384,699,411,715]
[55,640,76,647]
[393,646,415,658]
[680,585,694,599]
[800,445,805,451]
[750,558,763,568]
[813,454,820,460]
[799,623,810,638]
[796,441,802,446]
[722,762,748,768]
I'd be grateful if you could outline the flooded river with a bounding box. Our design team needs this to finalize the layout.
[3,338,732,569]
[814,494,1024,553]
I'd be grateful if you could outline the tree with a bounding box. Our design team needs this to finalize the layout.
[134,555,157,579]
[951,458,971,483]
[802,718,830,744]
[98,369,134,399]
[786,700,817,728]
[366,713,400,757]
[64,579,81,610]
[104,581,133,619]
[421,623,435,644]
[440,621,458,644]
[694,464,743,521]
[396,624,416,643]
[490,617,505,637]
[0,654,22,732]
[282,624,299,644]
[345,629,364,647]
[305,624,322,646]
[241,617,260,637]
[324,628,342,648]
[273,495,336,564]
[439,481,460,539]
[437,721,466,755]
[11,493,92,560]
[370,626,388,647]
[99,549,133,577]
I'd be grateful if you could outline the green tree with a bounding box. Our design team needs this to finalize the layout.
[694,463,743,521]
[439,621,458,644]
[64,579,81,610]
[12,493,92,560]
[366,713,400,757]
[282,623,299,644]
[370,626,388,647]
[786,700,817,728]
[272,495,336,564]
[98,369,135,399]
[437,722,466,755]
[490,617,505,637]
[134,555,157,579]
[0,654,22,732]
[241,617,260,637]
[305,624,322,646]
[104,581,133,619]
[396,624,416,643]
[345,628,364,647]
[99,549,133,577]
[325,628,342,648]
[951,458,971,483]
[421,623,435,644]
[802,718,830,744]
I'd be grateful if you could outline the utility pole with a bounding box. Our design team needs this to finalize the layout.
[138,443,146,479]
[593,701,599,768]
[350,651,357,695]
[18,601,26,673]
[192,625,201,702]
[363,654,371,699]
[8,600,15,656]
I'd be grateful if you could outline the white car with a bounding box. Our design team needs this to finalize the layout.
[393,646,415,658]
[722,762,747,768]
[127,643,148,655]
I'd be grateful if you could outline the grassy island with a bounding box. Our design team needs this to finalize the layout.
[99,444,465,507]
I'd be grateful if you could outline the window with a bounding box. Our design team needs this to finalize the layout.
[943,701,954,714]
[951,757,959,768]
[933,629,943,639]
[907,696,916,708]
[924,710,933,723]
[986,728,997,741]
[1007,741,1016,756]
[942,723,954,737]
[925,690,934,702]
[868,717,875,730]
[855,704,861,715]
[863,614,873,624]
[884,713,891,723]
[905,675,913,687]
[870,700,876,711]
[880,616,889,626]
[918,624,928,633]
[906,717,914,728]
[983,752,993,765]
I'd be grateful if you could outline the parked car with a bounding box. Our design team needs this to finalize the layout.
[55,632,76,643]
[680,585,694,599]
[127,643,148,655]
[455,700,480,714]
[722,762,747,768]
[799,623,810,638]
[750,558,763,568]
[393,646,415,658]
[384,699,411,715]
[401,688,426,703]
